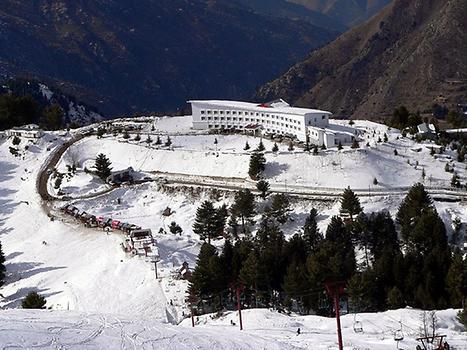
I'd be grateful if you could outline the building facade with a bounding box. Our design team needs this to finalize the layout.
[6,124,43,139]
[189,99,357,147]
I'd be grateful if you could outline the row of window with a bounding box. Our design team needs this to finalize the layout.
[207,124,298,135]
[199,109,302,124]
[201,117,302,131]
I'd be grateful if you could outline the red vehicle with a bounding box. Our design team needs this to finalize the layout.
[111,220,121,230]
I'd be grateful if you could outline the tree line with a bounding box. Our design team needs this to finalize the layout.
[188,184,467,318]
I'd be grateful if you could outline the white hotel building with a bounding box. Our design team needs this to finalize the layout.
[189,99,357,147]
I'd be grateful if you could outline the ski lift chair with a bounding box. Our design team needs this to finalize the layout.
[353,314,363,333]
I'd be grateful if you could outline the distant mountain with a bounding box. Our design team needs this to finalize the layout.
[257,0,467,119]
[0,0,340,116]
[288,0,392,26]
[0,79,102,129]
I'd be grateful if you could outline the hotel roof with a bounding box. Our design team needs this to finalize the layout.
[188,100,331,116]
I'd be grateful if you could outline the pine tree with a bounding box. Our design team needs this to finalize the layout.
[12,136,21,145]
[155,135,161,145]
[446,251,467,308]
[0,241,5,287]
[457,307,467,330]
[94,153,112,181]
[272,143,279,153]
[54,176,62,189]
[430,147,435,156]
[387,286,405,309]
[97,127,106,138]
[215,204,228,237]
[394,149,398,156]
[383,133,388,142]
[248,151,266,180]
[373,178,378,185]
[214,137,218,145]
[340,187,363,221]
[282,261,311,312]
[165,136,172,147]
[169,221,183,235]
[256,139,265,152]
[337,141,343,150]
[244,141,250,151]
[231,189,255,233]
[304,141,311,153]
[302,209,322,255]
[22,291,46,309]
[313,145,318,155]
[188,243,218,299]
[41,104,63,130]
[192,201,220,244]
[256,179,270,199]
[320,143,327,150]
[123,130,130,139]
[146,134,152,144]
[268,193,290,224]
[288,141,294,151]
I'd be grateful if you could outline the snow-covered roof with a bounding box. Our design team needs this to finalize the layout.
[188,100,332,116]
[417,123,436,134]
[11,124,41,131]
[445,128,467,134]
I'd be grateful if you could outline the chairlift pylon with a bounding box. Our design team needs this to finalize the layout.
[394,321,404,342]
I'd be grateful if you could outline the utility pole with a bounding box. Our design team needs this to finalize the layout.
[325,281,346,350]
[231,282,244,330]
[151,258,159,279]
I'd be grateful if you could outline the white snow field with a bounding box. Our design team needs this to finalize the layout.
[0,116,466,349]
[0,308,465,349]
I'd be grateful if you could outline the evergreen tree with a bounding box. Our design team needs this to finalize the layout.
[387,286,405,309]
[256,139,265,152]
[282,261,311,312]
[256,179,270,199]
[231,189,255,233]
[41,104,63,130]
[123,130,130,139]
[248,151,266,180]
[214,204,228,237]
[457,307,467,330]
[94,153,112,181]
[22,291,46,309]
[268,193,290,224]
[337,141,343,150]
[304,141,311,153]
[302,209,322,255]
[165,136,172,147]
[188,243,219,299]
[446,251,467,308]
[155,135,161,145]
[373,178,378,185]
[288,142,294,151]
[54,176,62,189]
[12,135,21,145]
[146,134,152,144]
[396,183,435,247]
[340,187,363,221]
[272,143,279,153]
[313,145,318,155]
[244,141,250,151]
[96,127,106,138]
[0,241,5,287]
[394,149,398,156]
[239,250,259,293]
[351,139,359,149]
[383,133,388,142]
[320,143,326,150]
[169,221,183,235]
[214,137,218,145]
[192,201,219,244]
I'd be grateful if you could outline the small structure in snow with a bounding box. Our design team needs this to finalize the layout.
[417,123,436,136]
[6,124,43,139]
[106,167,134,184]
[162,207,173,216]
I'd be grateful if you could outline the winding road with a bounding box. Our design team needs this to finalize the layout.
[36,132,467,203]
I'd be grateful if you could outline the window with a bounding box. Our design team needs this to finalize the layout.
[220,117,225,121]
[239,118,243,121]
[232,111,237,115]
[208,124,213,128]
[207,117,212,120]
[256,113,259,116]
[213,110,218,114]
[214,117,218,120]
[201,110,205,114]
[245,112,249,116]
[233,117,237,121]
[220,111,224,114]
[226,111,231,115]
[238,111,243,115]
[201,117,206,121]
[227,117,231,121]
[245,118,249,121]
[322,115,325,120]
[207,110,212,114]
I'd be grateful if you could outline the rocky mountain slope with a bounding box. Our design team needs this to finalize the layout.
[0,0,339,116]
[257,0,467,118]
[288,0,392,26]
